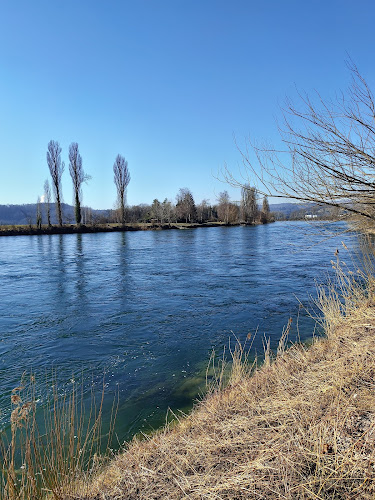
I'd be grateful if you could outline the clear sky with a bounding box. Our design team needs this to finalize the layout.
[1,0,374,209]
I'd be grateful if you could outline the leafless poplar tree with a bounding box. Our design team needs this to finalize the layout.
[113,154,130,224]
[44,179,52,227]
[47,140,64,226]
[225,63,375,229]
[69,142,90,225]
[36,196,42,229]
[241,185,258,223]
[260,195,270,223]
[262,195,270,215]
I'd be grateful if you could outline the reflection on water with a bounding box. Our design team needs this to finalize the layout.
[0,222,359,440]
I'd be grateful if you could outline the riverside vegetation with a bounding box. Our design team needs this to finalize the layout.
[5,138,273,232]
[3,65,375,498]
[2,237,375,499]
[0,220,268,238]
[0,186,274,236]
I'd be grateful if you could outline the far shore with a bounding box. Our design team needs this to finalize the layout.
[0,221,274,237]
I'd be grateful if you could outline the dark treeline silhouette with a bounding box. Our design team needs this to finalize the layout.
[0,200,338,227]
[0,189,274,227]
[86,186,273,226]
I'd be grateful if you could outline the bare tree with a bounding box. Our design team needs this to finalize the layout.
[260,195,270,223]
[228,202,240,223]
[217,191,231,224]
[226,63,375,228]
[113,154,130,224]
[197,199,210,223]
[36,196,42,229]
[262,195,270,215]
[176,188,197,223]
[44,179,52,227]
[82,205,93,225]
[241,184,258,223]
[151,198,163,223]
[126,204,151,223]
[69,142,90,225]
[161,199,173,224]
[47,140,64,226]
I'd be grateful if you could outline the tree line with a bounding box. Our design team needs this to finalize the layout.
[39,140,130,228]
[75,187,270,226]
[34,139,271,228]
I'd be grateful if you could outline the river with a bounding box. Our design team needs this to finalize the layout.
[0,221,359,441]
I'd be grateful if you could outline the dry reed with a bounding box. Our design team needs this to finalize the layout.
[0,375,117,500]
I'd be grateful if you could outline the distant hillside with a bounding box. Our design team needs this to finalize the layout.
[270,202,335,220]
[0,203,112,225]
[270,203,300,218]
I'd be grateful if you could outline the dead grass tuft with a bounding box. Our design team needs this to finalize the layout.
[0,376,117,500]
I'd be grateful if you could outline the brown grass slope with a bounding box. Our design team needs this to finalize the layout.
[66,271,375,499]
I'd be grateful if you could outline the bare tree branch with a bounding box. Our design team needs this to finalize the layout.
[224,64,375,227]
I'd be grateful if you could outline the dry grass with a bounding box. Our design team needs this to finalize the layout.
[64,245,375,499]
[0,376,117,500]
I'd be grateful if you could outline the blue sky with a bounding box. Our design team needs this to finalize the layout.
[1,0,374,209]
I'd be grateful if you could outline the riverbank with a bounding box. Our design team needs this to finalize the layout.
[0,221,269,237]
[63,260,375,498]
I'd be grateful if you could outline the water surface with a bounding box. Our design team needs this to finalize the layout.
[0,222,358,439]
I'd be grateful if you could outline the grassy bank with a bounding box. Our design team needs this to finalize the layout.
[0,221,269,237]
[55,250,375,499]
